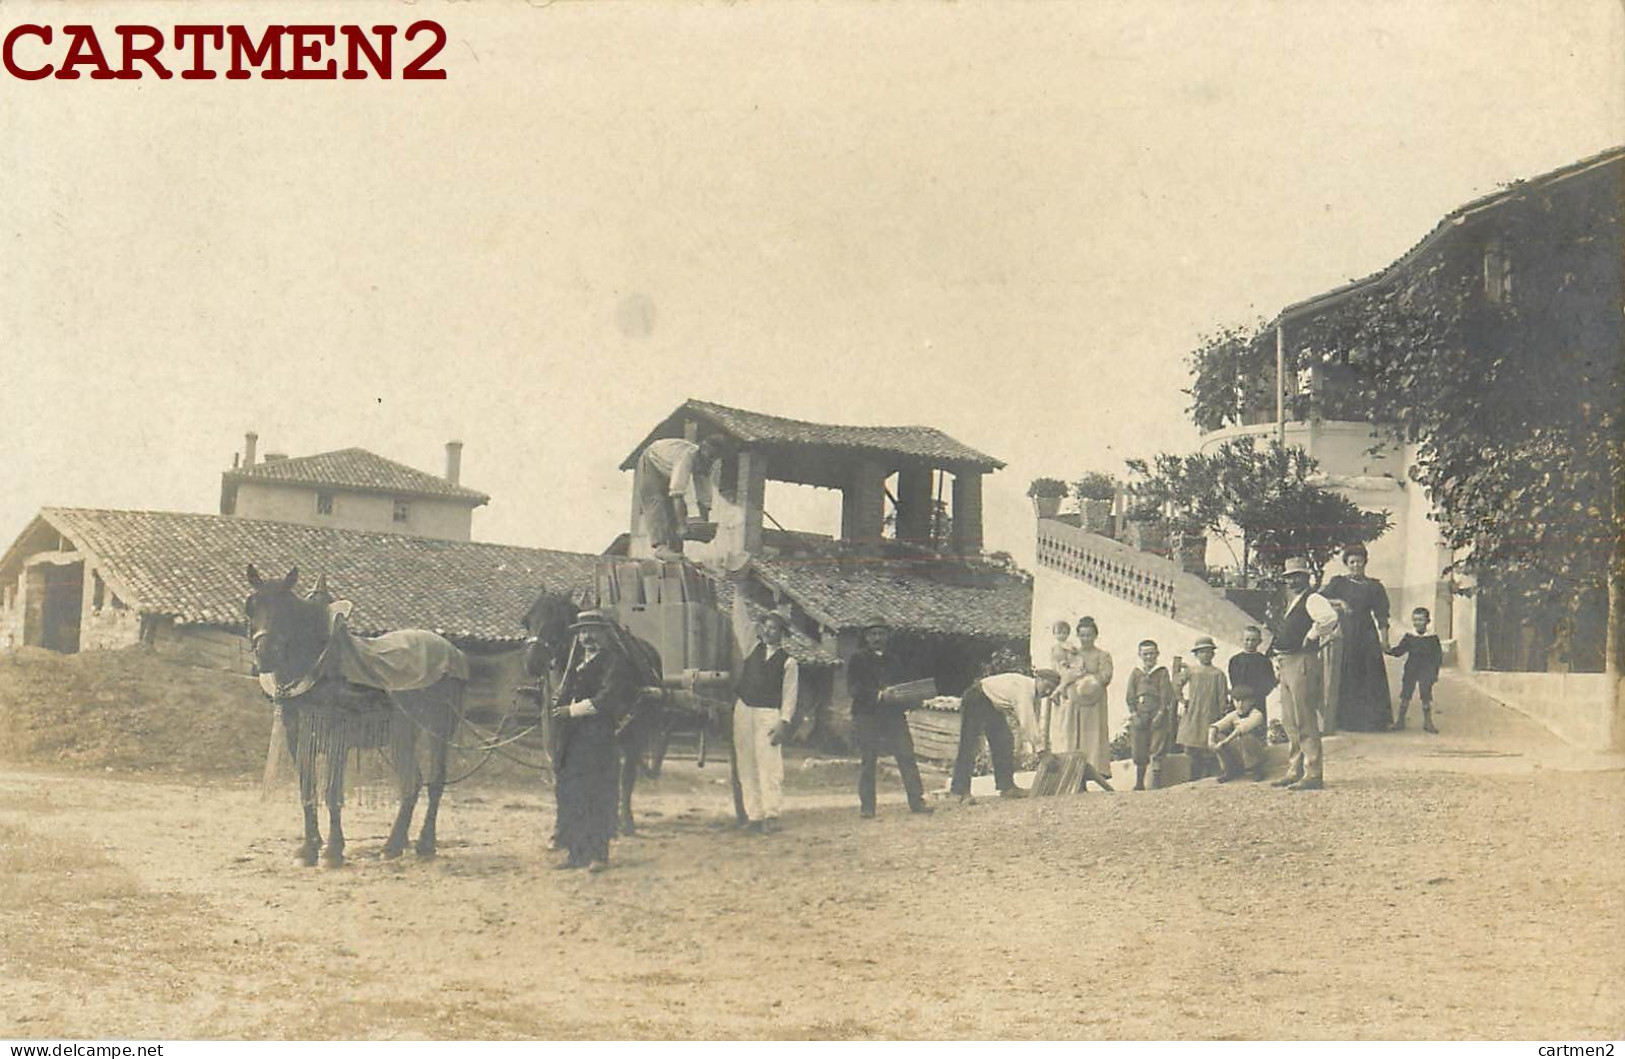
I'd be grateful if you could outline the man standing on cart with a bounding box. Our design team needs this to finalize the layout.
[637,436,726,559]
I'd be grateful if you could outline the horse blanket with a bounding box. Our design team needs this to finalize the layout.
[333,627,469,692]
[259,605,468,805]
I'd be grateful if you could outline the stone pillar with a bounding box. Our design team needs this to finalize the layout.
[951,472,984,555]
[841,459,886,552]
[895,467,934,546]
[628,457,649,557]
[736,447,767,555]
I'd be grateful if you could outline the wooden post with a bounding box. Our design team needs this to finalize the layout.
[1275,322,1287,446]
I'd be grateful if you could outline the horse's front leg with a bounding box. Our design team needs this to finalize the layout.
[416,690,458,858]
[285,711,321,867]
[321,750,347,869]
[384,721,420,860]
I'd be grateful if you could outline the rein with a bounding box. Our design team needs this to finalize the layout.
[251,611,340,704]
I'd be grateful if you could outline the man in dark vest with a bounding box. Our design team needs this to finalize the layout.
[732,609,799,833]
[847,616,932,819]
[1267,558,1340,790]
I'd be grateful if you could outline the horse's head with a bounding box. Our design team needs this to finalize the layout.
[521,589,582,679]
[245,565,331,680]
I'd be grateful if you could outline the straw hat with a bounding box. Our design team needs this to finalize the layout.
[1281,558,1314,579]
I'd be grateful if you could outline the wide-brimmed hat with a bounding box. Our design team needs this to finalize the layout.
[860,615,892,632]
[1191,635,1217,653]
[758,611,791,632]
[1281,558,1314,579]
[1230,684,1257,701]
[569,609,616,632]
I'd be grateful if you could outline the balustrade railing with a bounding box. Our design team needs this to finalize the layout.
[1036,518,1178,618]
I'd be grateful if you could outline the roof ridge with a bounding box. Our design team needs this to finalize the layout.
[15,507,600,642]
[688,398,957,436]
[41,506,590,557]
[1278,146,1624,322]
[223,445,490,503]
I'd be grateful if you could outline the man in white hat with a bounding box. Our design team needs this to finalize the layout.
[1267,558,1340,790]
[732,607,799,832]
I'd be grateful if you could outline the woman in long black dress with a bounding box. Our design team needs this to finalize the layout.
[1321,545,1393,731]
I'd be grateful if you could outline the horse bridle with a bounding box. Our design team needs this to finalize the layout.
[248,619,335,702]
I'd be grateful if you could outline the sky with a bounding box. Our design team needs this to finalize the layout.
[1,0,1620,570]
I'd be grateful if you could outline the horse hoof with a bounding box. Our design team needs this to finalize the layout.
[297,845,320,867]
[381,846,404,861]
[322,852,345,869]
[414,845,437,859]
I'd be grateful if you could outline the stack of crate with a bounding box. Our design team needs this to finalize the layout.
[594,557,733,710]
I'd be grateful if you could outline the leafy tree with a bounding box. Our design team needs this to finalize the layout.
[1126,439,1391,583]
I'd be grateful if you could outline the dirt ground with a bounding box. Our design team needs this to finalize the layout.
[2,672,1622,1040]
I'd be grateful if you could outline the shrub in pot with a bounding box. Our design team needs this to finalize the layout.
[1072,472,1117,534]
[1027,477,1068,518]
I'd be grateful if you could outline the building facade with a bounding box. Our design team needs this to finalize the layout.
[1039,147,1624,750]
[219,435,489,541]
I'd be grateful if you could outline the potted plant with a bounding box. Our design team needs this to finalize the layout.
[1071,472,1117,535]
[1175,527,1209,576]
[1027,477,1068,519]
[1123,500,1169,553]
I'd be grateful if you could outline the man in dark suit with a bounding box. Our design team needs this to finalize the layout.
[550,610,640,871]
[847,617,932,819]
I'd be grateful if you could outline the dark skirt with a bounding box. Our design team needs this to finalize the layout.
[555,720,620,862]
[1338,620,1393,731]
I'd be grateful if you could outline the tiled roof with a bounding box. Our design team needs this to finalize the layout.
[619,399,1004,471]
[711,577,837,666]
[751,556,1031,642]
[1279,145,1625,321]
[23,509,594,642]
[223,448,490,504]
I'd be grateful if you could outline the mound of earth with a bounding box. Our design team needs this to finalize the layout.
[0,647,272,778]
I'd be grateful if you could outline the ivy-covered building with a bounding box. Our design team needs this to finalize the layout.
[1181,146,1623,749]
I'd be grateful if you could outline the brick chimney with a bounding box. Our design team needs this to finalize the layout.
[244,431,258,467]
[445,440,463,485]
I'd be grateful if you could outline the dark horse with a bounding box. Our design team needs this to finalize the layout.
[247,565,466,868]
[521,590,664,836]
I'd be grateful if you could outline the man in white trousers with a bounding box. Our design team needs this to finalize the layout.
[731,605,799,833]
